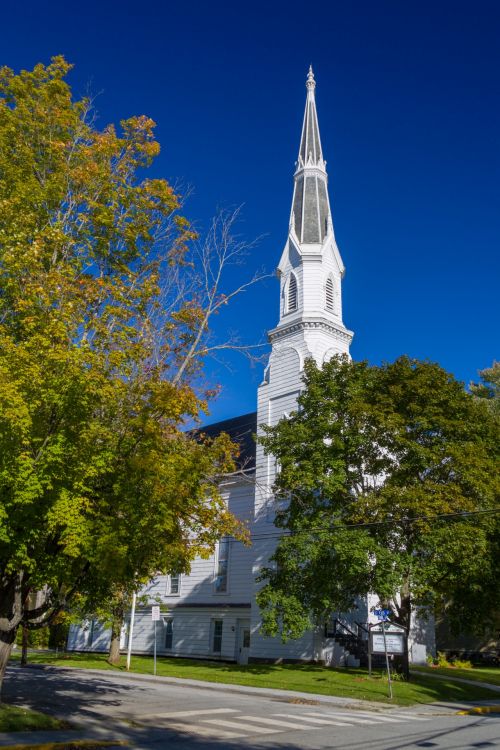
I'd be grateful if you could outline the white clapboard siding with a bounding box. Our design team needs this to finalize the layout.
[123,607,249,661]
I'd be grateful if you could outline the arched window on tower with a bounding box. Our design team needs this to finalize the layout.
[287,274,298,313]
[325,277,335,312]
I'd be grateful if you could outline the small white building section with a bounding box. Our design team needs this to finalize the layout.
[67,69,433,665]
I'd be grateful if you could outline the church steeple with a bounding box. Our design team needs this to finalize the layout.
[291,66,332,246]
[273,67,353,356]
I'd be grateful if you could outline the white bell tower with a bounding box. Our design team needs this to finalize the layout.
[272,65,352,365]
[250,68,354,661]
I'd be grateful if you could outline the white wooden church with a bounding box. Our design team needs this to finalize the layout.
[68,69,434,665]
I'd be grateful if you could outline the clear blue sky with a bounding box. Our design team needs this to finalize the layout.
[2,0,499,423]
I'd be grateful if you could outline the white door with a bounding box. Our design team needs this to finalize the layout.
[236,620,251,665]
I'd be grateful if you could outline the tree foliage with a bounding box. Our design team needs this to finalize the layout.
[257,356,499,642]
[0,57,247,684]
[470,361,500,417]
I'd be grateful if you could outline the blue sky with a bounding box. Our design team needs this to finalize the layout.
[2,0,499,423]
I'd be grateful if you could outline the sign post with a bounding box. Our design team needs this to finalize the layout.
[370,615,406,700]
[381,620,392,700]
[151,605,160,676]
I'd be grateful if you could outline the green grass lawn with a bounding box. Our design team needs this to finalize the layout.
[10,650,500,707]
[0,702,68,731]
[412,665,500,687]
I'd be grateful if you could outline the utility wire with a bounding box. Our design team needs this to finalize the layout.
[227,507,500,545]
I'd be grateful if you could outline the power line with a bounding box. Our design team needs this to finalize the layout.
[227,507,500,545]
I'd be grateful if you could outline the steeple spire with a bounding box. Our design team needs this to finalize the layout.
[299,66,323,167]
[291,67,331,245]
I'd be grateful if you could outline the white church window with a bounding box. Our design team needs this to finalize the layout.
[214,538,230,593]
[287,274,298,312]
[166,574,180,596]
[325,277,335,311]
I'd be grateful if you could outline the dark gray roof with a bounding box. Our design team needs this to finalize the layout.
[200,411,257,471]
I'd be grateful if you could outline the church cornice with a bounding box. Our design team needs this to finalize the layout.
[268,318,354,344]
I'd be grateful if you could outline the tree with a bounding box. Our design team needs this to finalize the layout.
[257,356,499,653]
[0,58,255,690]
[470,361,500,417]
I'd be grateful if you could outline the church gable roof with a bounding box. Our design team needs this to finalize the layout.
[200,411,257,471]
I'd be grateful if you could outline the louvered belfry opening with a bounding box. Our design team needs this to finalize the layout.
[325,277,334,311]
[287,274,298,312]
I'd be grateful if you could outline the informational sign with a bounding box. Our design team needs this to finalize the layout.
[151,605,161,621]
[373,608,390,621]
[371,631,404,654]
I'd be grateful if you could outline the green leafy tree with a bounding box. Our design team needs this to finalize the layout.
[470,361,500,417]
[0,58,251,689]
[257,356,499,648]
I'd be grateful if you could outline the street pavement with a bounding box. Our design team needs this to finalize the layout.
[2,664,500,749]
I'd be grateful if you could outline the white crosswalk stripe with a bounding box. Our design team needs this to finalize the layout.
[275,712,353,726]
[167,722,244,739]
[237,715,313,730]
[203,718,279,734]
[386,713,431,721]
[313,710,406,723]
[140,707,239,720]
[305,709,429,724]
[303,711,378,724]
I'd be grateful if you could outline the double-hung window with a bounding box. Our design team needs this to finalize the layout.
[214,539,230,593]
[166,574,181,596]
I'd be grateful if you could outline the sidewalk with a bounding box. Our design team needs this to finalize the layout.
[410,669,500,693]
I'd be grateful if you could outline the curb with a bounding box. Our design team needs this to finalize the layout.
[457,705,500,716]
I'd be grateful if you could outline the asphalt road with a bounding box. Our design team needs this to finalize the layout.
[3,665,500,750]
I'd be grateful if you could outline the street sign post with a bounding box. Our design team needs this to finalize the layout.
[368,618,407,698]
[151,606,161,676]
[381,621,392,700]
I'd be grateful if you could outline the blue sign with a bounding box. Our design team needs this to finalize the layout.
[374,609,390,621]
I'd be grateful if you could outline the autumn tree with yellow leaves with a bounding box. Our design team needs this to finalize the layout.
[0,58,253,688]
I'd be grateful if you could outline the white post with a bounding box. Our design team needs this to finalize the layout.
[126,590,137,671]
[153,619,157,676]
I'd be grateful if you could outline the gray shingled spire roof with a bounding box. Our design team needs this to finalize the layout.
[291,66,331,245]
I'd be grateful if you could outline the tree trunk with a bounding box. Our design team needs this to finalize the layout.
[20,626,29,667]
[0,628,17,698]
[108,612,124,666]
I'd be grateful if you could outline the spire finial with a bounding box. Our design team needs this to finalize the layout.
[306,65,316,91]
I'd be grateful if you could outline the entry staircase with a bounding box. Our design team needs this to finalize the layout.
[324,618,384,667]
